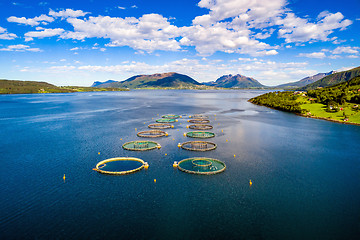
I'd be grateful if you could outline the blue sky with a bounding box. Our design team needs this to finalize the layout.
[0,0,359,86]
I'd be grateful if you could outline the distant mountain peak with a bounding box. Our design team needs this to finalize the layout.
[95,72,203,89]
[204,73,264,88]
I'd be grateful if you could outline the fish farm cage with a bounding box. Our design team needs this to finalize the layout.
[122,140,161,151]
[188,119,210,124]
[190,114,208,119]
[180,141,217,151]
[137,130,168,138]
[156,118,176,123]
[162,114,181,119]
[177,157,226,175]
[93,157,148,175]
[188,124,213,130]
[148,123,173,129]
[186,131,215,138]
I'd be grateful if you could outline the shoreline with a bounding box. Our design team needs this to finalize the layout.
[249,100,360,126]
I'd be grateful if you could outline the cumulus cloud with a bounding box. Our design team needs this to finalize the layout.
[298,52,326,59]
[332,46,359,55]
[24,28,64,41]
[0,44,42,52]
[62,14,181,52]
[0,26,17,40]
[49,9,90,18]
[7,14,54,26]
[277,11,352,43]
[4,1,354,56]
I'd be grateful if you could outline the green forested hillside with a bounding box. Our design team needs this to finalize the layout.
[97,72,203,89]
[0,80,128,94]
[299,66,360,90]
[249,76,360,124]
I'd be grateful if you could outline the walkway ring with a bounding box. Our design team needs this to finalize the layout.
[186,131,215,138]
[162,114,180,119]
[123,140,161,151]
[177,157,226,175]
[181,141,217,151]
[188,119,210,124]
[188,124,213,130]
[156,118,176,123]
[148,123,173,129]
[94,157,145,175]
[137,130,167,138]
[191,114,208,119]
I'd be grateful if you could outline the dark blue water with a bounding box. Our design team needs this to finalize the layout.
[1,90,359,240]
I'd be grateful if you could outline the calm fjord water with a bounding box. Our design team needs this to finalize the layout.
[0,90,359,240]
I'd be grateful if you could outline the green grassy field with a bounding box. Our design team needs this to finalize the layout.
[300,99,360,124]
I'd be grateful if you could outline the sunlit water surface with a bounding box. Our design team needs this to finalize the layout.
[0,90,359,239]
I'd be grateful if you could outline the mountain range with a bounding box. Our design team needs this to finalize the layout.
[276,71,336,89]
[299,66,360,90]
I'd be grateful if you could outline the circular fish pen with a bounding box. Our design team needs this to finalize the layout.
[177,157,226,175]
[188,119,210,124]
[162,114,180,119]
[186,131,215,138]
[181,141,217,151]
[148,123,173,129]
[94,157,146,175]
[137,130,168,138]
[122,140,161,151]
[156,118,176,123]
[191,114,208,119]
[188,124,213,130]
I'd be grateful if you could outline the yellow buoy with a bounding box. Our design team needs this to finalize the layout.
[63,174,66,181]
[226,139,228,142]
[175,119,178,122]
[135,128,137,131]
[173,161,178,168]
[215,118,216,121]
[165,133,169,136]
[144,122,146,124]
[171,125,174,128]
[177,143,181,148]
[183,133,186,137]
[144,162,149,170]
[186,125,189,128]
[214,114,216,116]
[165,153,167,156]
[172,138,175,141]
[180,116,182,118]
[157,145,161,149]
[98,152,100,155]
[154,179,157,183]
[249,180,252,186]
[221,129,223,133]
[234,154,236,158]
[189,116,192,118]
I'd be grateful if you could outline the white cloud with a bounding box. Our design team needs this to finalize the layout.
[298,52,326,59]
[0,26,17,40]
[277,12,352,43]
[118,6,126,10]
[131,5,138,9]
[0,44,42,52]
[332,46,359,55]
[24,28,64,41]
[63,14,181,52]
[347,55,359,59]
[49,9,90,18]
[7,14,54,26]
